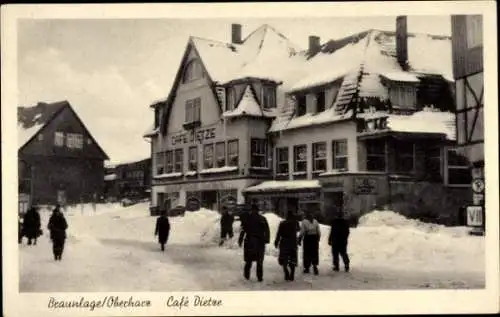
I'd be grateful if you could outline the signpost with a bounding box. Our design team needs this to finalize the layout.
[466,205,484,227]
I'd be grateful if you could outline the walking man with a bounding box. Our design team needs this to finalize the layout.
[23,206,41,246]
[328,211,350,272]
[155,209,171,251]
[274,211,300,281]
[298,211,321,275]
[219,206,235,246]
[238,204,270,282]
[48,205,68,261]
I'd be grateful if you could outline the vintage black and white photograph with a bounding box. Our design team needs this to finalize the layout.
[2,2,499,316]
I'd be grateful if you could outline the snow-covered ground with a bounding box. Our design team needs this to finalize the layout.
[19,203,485,292]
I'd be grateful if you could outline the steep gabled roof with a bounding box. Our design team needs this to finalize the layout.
[18,100,109,159]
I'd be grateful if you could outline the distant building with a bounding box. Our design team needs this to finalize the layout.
[103,158,151,201]
[451,15,484,225]
[18,100,109,209]
[145,17,471,224]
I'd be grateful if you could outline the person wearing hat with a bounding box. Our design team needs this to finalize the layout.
[298,210,321,275]
[48,205,68,261]
[23,206,41,246]
[274,211,300,281]
[328,210,350,272]
[238,204,270,282]
[154,209,171,251]
[219,206,235,246]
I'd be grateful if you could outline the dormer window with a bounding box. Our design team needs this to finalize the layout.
[296,94,306,116]
[226,86,237,111]
[316,91,326,112]
[389,83,417,110]
[262,85,276,109]
[183,59,203,83]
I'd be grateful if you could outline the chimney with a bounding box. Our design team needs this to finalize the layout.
[231,24,242,44]
[396,16,409,70]
[308,35,321,55]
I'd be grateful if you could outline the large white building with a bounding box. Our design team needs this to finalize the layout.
[145,17,472,224]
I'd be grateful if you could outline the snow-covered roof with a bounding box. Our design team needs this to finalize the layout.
[222,85,262,118]
[143,125,159,138]
[17,101,69,149]
[380,72,420,83]
[244,180,321,192]
[200,166,238,174]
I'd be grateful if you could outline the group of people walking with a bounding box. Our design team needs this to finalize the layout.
[19,205,68,261]
[235,204,351,282]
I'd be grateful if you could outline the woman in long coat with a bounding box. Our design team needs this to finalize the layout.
[298,211,321,275]
[48,205,68,261]
[274,211,300,281]
[23,207,41,245]
[155,210,170,251]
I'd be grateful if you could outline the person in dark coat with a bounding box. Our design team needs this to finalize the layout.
[328,211,350,272]
[298,211,321,275]
[238,204,270,282]
[48,205,68,261]
[219,206,235,246]
[155,210,170,251]
[274,211,300,281]
[23,206,41,245]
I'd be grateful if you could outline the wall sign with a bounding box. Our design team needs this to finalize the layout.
[471,178,485,193]
[354,177,378,195]
[171,127,216,146]
[466,205,484,227]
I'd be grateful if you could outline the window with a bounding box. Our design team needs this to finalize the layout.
[54,132,64,147]
[262,85,276,109]
[316,91,326,113]
[226,87,237,111]
[251,139,268,168]
[185,98,201,123]
[215,142,226,167]
[188,146,198,171]
[66,133,83,149]
[313,142,327,172]
[466,15,483,48]
[394,141,414,173]
[165,151,173,173]
[155,152,165,175]
[276,147,289,174]
[183,60,203,82]
[389,85,416,109]
[424,145,442,181]
[366,139,385,172]
[174,149,183,173]
[447,148,471,185]
[296,94,306,116]
[227,140,239,166]
[204,143,214,169]
[294,145,307,173]
[332,139,348,170]
[38,134,43,141]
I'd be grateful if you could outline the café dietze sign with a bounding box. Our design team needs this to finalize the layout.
[171,127,216,145]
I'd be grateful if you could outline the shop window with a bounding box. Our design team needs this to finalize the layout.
[185,98,201,124]
[296,94,306,116]
[165,150,173,173]
[332,139,348,170]
[312,142,326,172]
[316,91,326,113]
[54,131,64,147]
[262,85,276,109]
[276,147,289,174]
[466,15,483,48]
[389,84,416,110]
[394,140,414,173]
[294,145,307,173]
[366,139,386,172]
[251,138,268,168]
[188,146,198,171]
[183,59,204,83]
[203,143,214,169]
[174,149,183,173]
[447,148,472,186]
[215,142,226,167]
[227,140,239,166]
[155,152,165,175]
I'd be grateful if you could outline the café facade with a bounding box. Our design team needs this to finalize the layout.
[145,20,471,223]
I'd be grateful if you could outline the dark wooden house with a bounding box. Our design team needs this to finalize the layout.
[18,100,109,208]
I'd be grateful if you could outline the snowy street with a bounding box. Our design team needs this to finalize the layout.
[19,203,485,292]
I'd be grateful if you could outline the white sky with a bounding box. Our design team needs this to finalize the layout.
[17,16,451,164]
